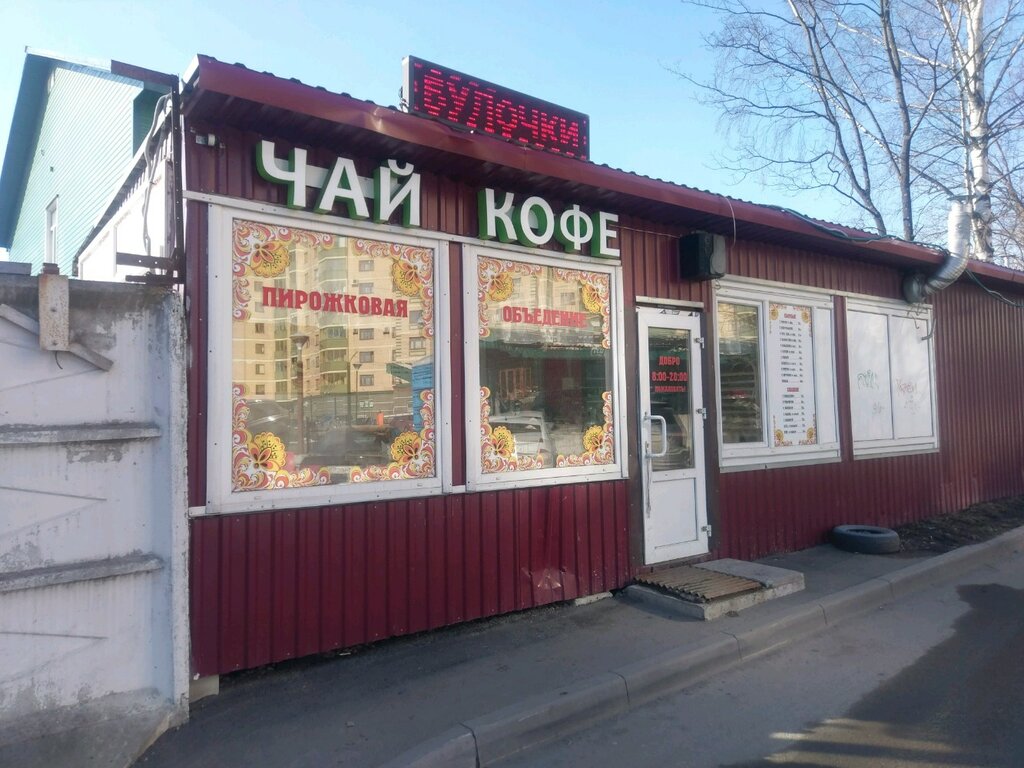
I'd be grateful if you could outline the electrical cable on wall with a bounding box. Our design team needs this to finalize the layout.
[965,270,1024,309]
[141,93,170,258]
[773,204,1024,311]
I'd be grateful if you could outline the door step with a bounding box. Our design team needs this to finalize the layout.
[625,558,805,620]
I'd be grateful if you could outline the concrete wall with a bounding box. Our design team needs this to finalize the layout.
[0,275,188,736]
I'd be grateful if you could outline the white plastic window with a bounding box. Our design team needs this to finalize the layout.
[463,245,627,490]
[716,281,839,469]
[847,299,938,457]
[205,207,447,514]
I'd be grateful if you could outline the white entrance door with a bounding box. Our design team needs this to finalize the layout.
[638,307,708,564]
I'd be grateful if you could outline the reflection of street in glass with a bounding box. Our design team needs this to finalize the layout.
[649,400,692,471]
[489,411,552,464]
[300,417,391,477]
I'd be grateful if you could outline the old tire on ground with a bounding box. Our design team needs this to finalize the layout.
[831,524,901,555]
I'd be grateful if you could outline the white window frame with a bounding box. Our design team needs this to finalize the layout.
[205,204,450,515]
[462,243,628,491]
[846,297,939,458]
[715,279,840,470]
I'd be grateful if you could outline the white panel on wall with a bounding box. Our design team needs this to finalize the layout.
[890,315,935,440]
[848,310,893,442]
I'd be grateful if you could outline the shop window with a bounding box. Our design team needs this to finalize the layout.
[207,212,443,514]
[463,246,625,490]
[715,281,839,469]
[846,299,937,457]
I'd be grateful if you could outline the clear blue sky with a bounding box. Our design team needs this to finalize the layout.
[0,0,842,230]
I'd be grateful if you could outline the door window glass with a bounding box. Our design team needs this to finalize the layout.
[647,327,693,470]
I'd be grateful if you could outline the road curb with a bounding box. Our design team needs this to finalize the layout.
[378,527,1024,767]
[613,633,740,708]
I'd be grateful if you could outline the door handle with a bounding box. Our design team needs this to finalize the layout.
[646,414,668,459]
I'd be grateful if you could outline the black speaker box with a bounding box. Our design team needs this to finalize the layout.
[679,232,726,280]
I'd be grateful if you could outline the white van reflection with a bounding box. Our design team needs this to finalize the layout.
[489,411,553,465]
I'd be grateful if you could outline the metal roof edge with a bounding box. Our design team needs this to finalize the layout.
[186,56,950,271]
[23,47,112,73]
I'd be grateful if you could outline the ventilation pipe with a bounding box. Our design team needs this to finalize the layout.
[902,198,972,304]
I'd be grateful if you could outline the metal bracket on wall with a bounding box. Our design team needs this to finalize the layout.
[38,272,70,351]
[117,250,183,287]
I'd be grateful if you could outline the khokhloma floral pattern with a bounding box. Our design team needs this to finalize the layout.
[231,385,332,491]
[555,391,615,467]
[349,390,436,482]
[354,238,435,337]
[232,220,335,320]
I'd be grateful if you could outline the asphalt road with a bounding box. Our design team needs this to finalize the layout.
[500,554,1024,767]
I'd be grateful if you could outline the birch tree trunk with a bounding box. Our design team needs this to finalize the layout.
[962,0,993,260]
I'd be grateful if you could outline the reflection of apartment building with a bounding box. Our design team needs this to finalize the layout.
[233,236,427,422]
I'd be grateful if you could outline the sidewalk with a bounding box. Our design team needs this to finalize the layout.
[113,529,1024,766]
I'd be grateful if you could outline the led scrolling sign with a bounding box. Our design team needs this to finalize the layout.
[403,56,590,160]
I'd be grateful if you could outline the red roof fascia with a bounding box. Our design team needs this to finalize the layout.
[969,259,1024,288]
[188,55,945,269]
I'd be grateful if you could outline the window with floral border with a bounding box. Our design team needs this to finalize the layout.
[207,212,445,513]
[715,280,839,469]
[463,246,625,490]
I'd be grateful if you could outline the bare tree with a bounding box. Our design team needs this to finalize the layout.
[678,0,1024,262]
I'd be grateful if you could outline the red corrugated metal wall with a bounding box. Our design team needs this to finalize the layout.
[186,133,634,675]
[190,485,630,675]
[713,242,1024,560]
[185,130,1024,675]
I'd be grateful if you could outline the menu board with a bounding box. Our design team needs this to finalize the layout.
[767,303,817,446]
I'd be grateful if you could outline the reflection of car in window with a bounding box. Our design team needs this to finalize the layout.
[489,411,552,464]
[301,428,388,473]
[245,400,299,449]
[387,413,415,438]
